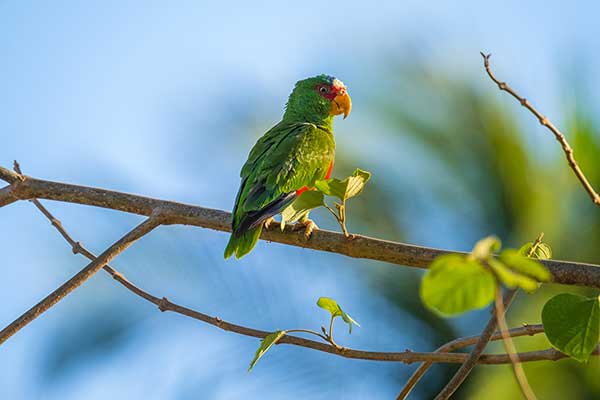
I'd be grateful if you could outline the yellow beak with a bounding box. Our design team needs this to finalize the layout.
[329,90,352,119]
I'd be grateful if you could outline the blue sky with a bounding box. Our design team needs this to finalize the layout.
[1,1,599,399]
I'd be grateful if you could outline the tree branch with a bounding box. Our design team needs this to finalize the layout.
[0,216,162,345]
[434,289,518,400]
[0,51,597,393]
[0,166,20,184]
[433,233,548,399]
[1,167,600,289]
[18,189,600,367]
[481,52,600,206]
[490,233,548,400]
[397,323,543,399]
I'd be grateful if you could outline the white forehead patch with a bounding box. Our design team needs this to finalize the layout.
[332,78,345,89]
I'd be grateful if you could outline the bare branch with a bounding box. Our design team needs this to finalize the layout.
[0,217,162,345]
[19,190,599,367]
[434,289,518,400]
[398,234,548,399]
[0,166,24,207]
[397,323,542,399]
[0,166,20,184]
[432,232,548,399]
[0,184,20,208]
[1,167,600,289]
[481,52,600,206]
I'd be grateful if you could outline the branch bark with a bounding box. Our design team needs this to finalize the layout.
[396,323,542,399]
[0,51,598,395]
[434,289,518,400]
[18,191,600,367]
[1,167,600,289]
[399,237,547,399]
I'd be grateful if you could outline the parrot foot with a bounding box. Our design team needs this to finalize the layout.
[263,217,275,229]
[294,219,319,239]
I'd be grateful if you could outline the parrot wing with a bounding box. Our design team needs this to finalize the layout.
[232,121,334,235]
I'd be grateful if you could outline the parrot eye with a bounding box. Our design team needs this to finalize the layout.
[317,85,330,94]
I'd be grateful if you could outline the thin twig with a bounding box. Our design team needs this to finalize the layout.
[481,52,600,206]
[338,201,350,237]
[1,166,599,289]
[432,232,546,399]
[396,324,543,399]
[322,201,350,237]
[434,289,518,400]
[18,187,597,366]
[0,217,161,345]
[326,315,343,350]
[490,233,545,400]
[494,289,536,399]
[285,329,330,342]
[29,211,599,364]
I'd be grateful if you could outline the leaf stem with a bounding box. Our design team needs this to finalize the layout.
[527,233,545,258]
[327,315,342,349]
[339,201,349,237]
[323,202,341,222]
[285,329,330,342]
[324,201,350,237]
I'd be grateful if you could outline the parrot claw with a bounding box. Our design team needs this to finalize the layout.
[294,219,318,239]
[263,217,275,229]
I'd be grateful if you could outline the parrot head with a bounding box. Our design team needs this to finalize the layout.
[284,75,352,124]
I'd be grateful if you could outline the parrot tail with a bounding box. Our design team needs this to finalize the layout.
[224,192,296,259]
[224,226,262,259]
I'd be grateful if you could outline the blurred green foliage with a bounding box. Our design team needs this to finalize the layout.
[335,58,600,398]
[35,54,600,399]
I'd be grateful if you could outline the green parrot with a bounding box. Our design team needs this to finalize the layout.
[224,74,352,259]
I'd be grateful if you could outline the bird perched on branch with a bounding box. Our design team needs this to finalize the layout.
[224,75,352,259]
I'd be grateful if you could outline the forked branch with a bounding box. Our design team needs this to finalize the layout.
[0,208,162,345]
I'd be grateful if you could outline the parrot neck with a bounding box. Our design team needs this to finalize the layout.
[282,111,334,131]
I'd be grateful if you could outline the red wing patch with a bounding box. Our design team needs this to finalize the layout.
[325,161,333,180]
[295,186,309,196]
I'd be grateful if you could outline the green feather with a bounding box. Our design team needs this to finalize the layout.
[224,226,262,259]
[224,75,340,259]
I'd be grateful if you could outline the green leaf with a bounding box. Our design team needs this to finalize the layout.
[517,242,552,259]
[471,236,501,260]
[542,293,600,362]
[488,258,538,293]
[420,254,497,316]
[248,330,286,371]
[315,169,371,202]
[486,250,550,293]
[317,297,360,333]
[500,249,551,282]
[317,297,341,315]
[280,190,324,226]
